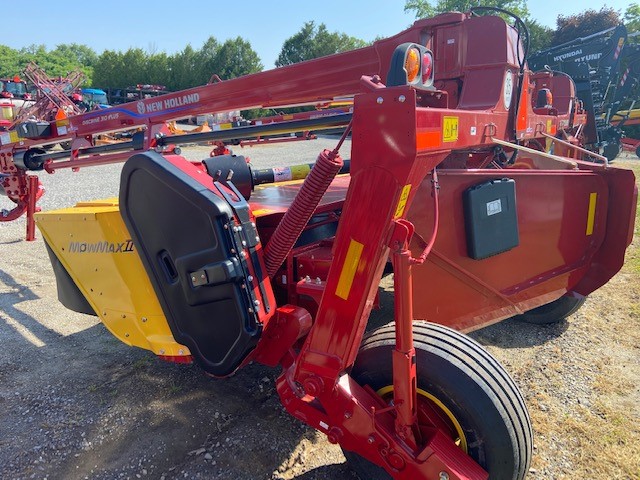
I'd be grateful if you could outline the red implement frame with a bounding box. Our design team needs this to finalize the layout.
[3,11,638,479]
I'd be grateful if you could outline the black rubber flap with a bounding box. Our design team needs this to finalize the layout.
[119,151,261,376]
[463,178,519,260]
[44,241,97,316]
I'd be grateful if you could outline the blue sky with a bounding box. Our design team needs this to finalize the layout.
[4,0,635,68]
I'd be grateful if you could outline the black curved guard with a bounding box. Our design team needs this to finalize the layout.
[119,151,262,377]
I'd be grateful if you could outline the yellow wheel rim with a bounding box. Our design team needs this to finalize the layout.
[376,385,468,452]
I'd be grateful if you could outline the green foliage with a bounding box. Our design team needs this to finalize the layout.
[275,21,367,67]
[404,0,528,20]
[166,45,201,90]
[0,43,95,84]
[625,3,640,34]
[552,7,621,46]
[92,36,263,91]
[526,19,553,53]
[213,37,263,80]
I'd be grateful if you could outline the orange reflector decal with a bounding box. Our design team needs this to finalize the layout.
[517,82,528,131]
[335,239,364,300]
[417,131,441,149]
[586,192,597,236]
[393,184,412,219]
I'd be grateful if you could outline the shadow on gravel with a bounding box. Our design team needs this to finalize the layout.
[470,317,569,348]
[0,238,22,246]
[0,268,56,347]
[0,267,355,479]
[290,462,356,479]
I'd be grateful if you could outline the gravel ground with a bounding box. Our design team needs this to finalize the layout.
[0,140,638,479]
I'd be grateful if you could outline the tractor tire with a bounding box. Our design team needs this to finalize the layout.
[636,145,640,159]
[602,141,620,162]
[343,321,532,480]
[515,294,586,325]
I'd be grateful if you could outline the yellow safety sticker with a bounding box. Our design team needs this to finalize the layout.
[393,184,412,219]
[335,239,364,300]
[220,123,232,130]
[546,119,552,133]
[443,116,459,142]
[586,192,597,236]
[251,208,275,217]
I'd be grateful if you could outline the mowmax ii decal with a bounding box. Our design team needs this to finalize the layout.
[68,240,135,254]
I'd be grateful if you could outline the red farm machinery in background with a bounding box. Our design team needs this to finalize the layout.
[0,8,637,480]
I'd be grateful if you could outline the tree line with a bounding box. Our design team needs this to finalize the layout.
[1,4,638,91]
[0,22,364,90]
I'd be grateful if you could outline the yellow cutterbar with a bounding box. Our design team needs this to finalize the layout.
[35,199,189,357]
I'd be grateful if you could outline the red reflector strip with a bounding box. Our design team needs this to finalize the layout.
[417,130,441,149]
[158,355,194,364]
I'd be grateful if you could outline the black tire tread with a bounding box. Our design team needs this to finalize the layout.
[516,295,586,325]
[357,321,532,478]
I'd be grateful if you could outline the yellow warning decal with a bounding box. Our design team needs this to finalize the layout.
[443,116,459,142]
[335,239,364,300]
[586,192,597,236]
[393,184,412,219]
[251,208,275,217]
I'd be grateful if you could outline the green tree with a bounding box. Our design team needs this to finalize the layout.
[404,0,528,20]
[552,7,621,46]
[195,36,221,84]
[145,52,169,86]
[92,50,126,87]
[212,37,263,80]
[0,46,22,78]
[52,44,98,68]
[275,21,367,67]
[167,45,200,90]
[527,19,553,53]
[625,2,640,34]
